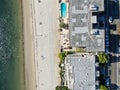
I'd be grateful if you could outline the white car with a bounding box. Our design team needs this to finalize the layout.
[109,17,113,23]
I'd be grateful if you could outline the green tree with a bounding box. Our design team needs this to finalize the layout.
[58,52,67,62]
[56,86,69,90]
[98,53,108,64]
[100,85,108,90]
[59,22,66,28]
[59,22,68,29]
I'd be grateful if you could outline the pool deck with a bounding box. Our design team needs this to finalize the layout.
[59,0,70,50]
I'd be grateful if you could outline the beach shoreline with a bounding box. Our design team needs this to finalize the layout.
[22,0,61,90]
[22,0,36,90]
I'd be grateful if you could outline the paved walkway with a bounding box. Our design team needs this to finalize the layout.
[32,0,60,90]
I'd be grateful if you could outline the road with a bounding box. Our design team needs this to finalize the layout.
[31,0,60,90]
[105,0,120,89]
[109,35,120,90]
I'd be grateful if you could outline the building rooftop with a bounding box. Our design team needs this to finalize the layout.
[69,0,105,52]
[64,53,97,90]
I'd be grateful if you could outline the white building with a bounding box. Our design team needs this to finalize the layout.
[64,53,100,90]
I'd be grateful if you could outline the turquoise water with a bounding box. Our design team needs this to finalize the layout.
[0,0,25,90]
[61,3,67,17]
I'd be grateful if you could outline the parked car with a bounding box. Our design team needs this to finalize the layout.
[105,48,109,53]
[106,78,110,87]
[109,17,113,23]
[106,35,109,39]
[119,40,120,46]
[118,47,120,53]
[106,44,109,47]
[106,41,109,46]
[105,28,109,35]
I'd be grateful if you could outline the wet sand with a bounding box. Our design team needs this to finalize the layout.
[22,0,36,90]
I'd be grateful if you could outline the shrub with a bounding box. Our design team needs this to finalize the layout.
[59,22,68,29]
[56,86,69,90]
[76,47,85,53]
[58,51,67,62]
[59,22,66,28]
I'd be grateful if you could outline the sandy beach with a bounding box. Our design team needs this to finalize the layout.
[22,0,60,90]
[32,0,60,89]
[22,0,36,90]
[32,0,61,90]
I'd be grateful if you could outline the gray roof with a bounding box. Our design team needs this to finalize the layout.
[69,0,105,52]
[65,54,96,90]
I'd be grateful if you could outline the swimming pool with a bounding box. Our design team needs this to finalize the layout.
[61,3,67,17]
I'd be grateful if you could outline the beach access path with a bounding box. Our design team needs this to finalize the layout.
[22,0,36,90]
[32,0,60,90]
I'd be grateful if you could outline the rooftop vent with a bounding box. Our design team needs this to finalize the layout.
[89,5,97,11]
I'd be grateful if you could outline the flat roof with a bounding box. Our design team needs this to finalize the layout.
[69,0,105,52]
[65,54,96,90]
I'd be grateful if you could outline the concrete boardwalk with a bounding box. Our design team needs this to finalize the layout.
[32,0,60,90]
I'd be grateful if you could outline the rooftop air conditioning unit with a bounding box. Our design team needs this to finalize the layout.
[89,5,97,11]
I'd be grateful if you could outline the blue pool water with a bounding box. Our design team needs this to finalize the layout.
[61,3,67,17]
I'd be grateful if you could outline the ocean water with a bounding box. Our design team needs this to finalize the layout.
[0,0,25,90]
